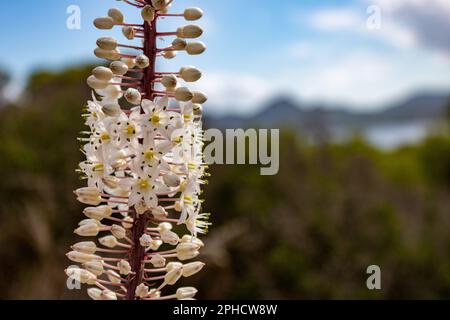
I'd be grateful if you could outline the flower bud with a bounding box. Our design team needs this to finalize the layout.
[179,66,202,82]
[118,259,131,275]
[176,287,198,299]
[150,239,163,251]
[122,216,133,229]
[83,205,113,220]
[72,241,97,254]
[192,91,208,104]
[111,224,127,239]
[184,8,203,21]
[161,75,177,89]
[151,0,168,10]
[66,251,100,263]
[135,201,148,215]
[135,54,150,69]
[84,260,104,276]
[163,50,177,59]
[96,37,118,51]
[152,206,168,219]
[136,283,149,298]
[122,26,136,40]
[161,230,180,246]
[167,262,183,272]
[65,267,97,285]
[94,17,114,30]
[175,87,193,102]
[138,234,152,247]
[99,235,118,248]
[108,8,124,24]
[176,242,201,261]
[92,66,114,82]
[141,5,155,23]
[101,290,118,300]
[186,42,206,55]
[74,222,100,237]
[163,172,181,187]
[172,38,187,50]
[102,102,121,117]
[182,261,205,277]
[150,254,166,268]
[106,270,122,284]
[75,187,102,205]
[177,25,203,39]
[164,266,182,285]
[94,47,121,61]
[87,288,102,300]
[125,88,142,105]
[158,222,173,231]
[123,58,136,68]
[181,234,205,248]
[87,75,108,90]
[110,61,129,75]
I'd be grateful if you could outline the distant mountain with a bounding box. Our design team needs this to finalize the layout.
[205,93,450,131]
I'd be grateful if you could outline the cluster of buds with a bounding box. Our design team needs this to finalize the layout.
[67,0,210,300]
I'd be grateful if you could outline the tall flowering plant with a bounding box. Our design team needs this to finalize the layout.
[66,0,209,300]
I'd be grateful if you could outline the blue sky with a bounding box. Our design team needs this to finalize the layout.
[1,0,449,114]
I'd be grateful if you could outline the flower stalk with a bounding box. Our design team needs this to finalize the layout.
[67,0,209,301]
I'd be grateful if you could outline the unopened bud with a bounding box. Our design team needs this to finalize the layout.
[87,288,103,300]
[151,0,168,10]
[184,8,203,21]
[159,222,173,232]
[175,87,193,102]
[94,17,114,30]
[94,47,121,61]
[150,254,166,268]
[122,216,133,229]
[150,239,163,251]
[110,61,129,75]
[65,267,97,285]
[122,26,136,40]
[176,242,200,261]
[139,234,152,247]
[106,270,122,284]
[135,54,150,69]
[83,205,113,220]
[163,50,177,59]
[66,251,100,263]
[164,266,182,285]
[72,241,97,254]
[87,75,108,90]
[181,235,205,247]
[172,38,187,50]
[74,223,100,237]
[182,261,205,277]
[176,287,198,300]
[111,224,126,239]
[180,66,202,82]
[186,42,206,55]
[192,91,208,104]
[96,37,118,51]
[108,8,124,24]
[125,88,142,105]
[141,5,155,23]
[84,260,104,276]
[102,103,121,117]
[123,58,136,68]
[193,103,203,116]
[163,172,181,187]
[101,290,118,300]
[161,75,177,89]
[177,25,203,39]
[136,283,149,298]
[118,259,131,275]
[99,235,118,248]
[161,230,180,246]
[152,206,168,219]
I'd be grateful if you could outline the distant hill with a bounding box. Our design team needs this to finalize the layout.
[205,93,450,131]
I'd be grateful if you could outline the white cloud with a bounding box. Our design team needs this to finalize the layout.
[308,8,363,30]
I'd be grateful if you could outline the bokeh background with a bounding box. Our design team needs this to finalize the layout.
[0,0,449,299]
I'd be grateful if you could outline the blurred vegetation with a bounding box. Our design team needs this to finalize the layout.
[0,65,449,299]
